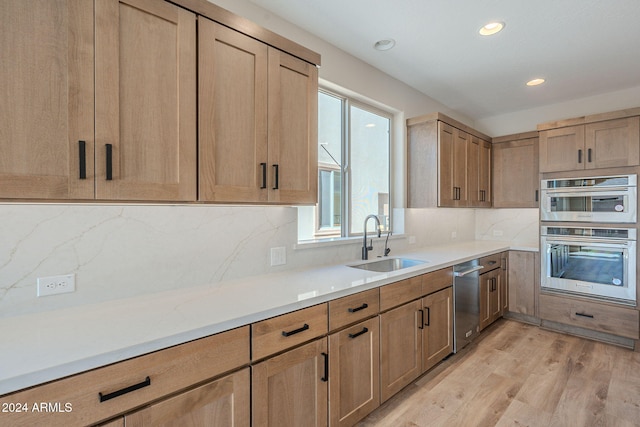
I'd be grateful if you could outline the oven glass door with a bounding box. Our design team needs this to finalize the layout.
[542,238,636,303]
[542,189,636,222]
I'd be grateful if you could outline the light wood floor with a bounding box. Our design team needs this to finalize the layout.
[358,319,640,427]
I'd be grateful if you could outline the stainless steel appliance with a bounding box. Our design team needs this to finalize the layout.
[453,260,484,352]
[541,226,637,305]
[540,174,637,223]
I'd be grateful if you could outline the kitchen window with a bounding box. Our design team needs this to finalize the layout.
[298,89,391,241]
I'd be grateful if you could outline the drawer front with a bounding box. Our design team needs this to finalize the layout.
[421,267,453,296]
[252,303,328,360]
[540,294,640,339]
[479,252,504,272]
[380,275,423,311]
[0,326,250,427]
[329,288,380,332]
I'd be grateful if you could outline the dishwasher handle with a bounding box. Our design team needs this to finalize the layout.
[454,265,485,277]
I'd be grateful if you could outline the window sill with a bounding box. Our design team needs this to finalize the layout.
[294,233,406,250]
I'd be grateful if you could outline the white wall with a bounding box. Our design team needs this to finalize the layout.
[475,85,640,137]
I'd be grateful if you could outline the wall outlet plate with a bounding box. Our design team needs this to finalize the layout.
[37,274,75,297]
[270,247,286,266]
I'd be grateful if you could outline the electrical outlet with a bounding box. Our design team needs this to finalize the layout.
[493,229,504,237]
[270,247,286,266]
[37,274,75,297]
[408,236,416,244]
[451,231,457,239]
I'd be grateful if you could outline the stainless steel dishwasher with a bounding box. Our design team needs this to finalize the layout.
[453,259,485,352]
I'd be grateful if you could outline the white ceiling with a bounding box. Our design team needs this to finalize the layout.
[249,0,640,120]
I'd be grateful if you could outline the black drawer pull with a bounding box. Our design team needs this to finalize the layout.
[99,376,150,403]
[78,141,87,180]
[321,352,329,382]
[273,164,279,190]
[575,312,594,319]
[348,327,369,339]
[260,163,267,189]
[282,323,309,337]
[348,303,369,313]
[105,144,113,181]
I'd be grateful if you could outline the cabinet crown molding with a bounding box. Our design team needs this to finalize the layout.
[537,106,640,131]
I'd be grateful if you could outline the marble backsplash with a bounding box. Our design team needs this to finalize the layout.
[0,204,537,318]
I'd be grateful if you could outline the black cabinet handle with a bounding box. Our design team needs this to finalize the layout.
[321,352,329,382]
[535,189,539,202]
[419,309,424,330]
[348,303,368,313]
[282,323,309,337]
[260,163,267,189]
[272,164,279,190]
[424,307,430,326]
[78,141,87,180]
[99,376,150,403]
[348,327,369,339]
[588,148,592,163]
[578,149,582,164]
[105,144,113,181]
[575,312,594,319]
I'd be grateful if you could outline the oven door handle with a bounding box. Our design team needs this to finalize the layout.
[543,237,633,246]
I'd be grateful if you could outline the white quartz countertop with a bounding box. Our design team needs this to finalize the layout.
[0,240,537,395]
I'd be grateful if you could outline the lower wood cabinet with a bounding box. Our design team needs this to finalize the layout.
[379,287,453,403]
[507,251,538,319]
[252,338,328,427]
[379,299,422,402]
[328,317,380,426]
[422,287,454,372]
[479,268,502,331]
[124,368,250,426]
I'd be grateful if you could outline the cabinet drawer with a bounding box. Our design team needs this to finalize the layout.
[380,275,423,311]
[1,326,250,427]
[252,303,328,360]
[539,294,639,339]
[329,288,379,332]
[479,252,504,272]
[421,267,453,296]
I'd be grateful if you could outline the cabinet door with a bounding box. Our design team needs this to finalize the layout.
[585,117,640,169]
[437,122,456,206]
[125,368,250,426]
[329,317,380,426]
[492,137,539,208]
[198,19,269,202]
[479,269,500,331]
[539,125,584,172]
[452,128,469,206]
[508,251,536,316]
[95,0,196,201]
[268,48,318,204]
[467,135,480,206]
[0,0,94,199]
[422,287,453,372]
[379,300,422,403]
[499,254,509,315]
[478,138,492,207]
[252,338,328,427]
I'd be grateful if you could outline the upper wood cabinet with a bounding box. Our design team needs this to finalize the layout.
[0,0,95,199]
[539,115,640,173]
[407,113,491,208]
[95,0,197,201]
[199,20,317,204]
[492,131,539,208]
[1,0,318,204]
[0,0,197,201]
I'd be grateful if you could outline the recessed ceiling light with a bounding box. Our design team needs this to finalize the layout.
[479,22,505,36]
[526,78,545,86]
[374,39,396,51]
[365,123,376,128]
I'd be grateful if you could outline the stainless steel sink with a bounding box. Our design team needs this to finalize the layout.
[348,257,427,272]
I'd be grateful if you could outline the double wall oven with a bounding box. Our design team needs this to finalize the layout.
[540,174,638,305]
